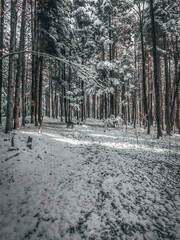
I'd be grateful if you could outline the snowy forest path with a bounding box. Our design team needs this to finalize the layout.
[0,118,180,240]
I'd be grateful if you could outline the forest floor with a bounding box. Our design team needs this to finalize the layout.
[0,117,180,240]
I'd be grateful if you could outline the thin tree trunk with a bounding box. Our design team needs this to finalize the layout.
[48,60,51,117]
[21,0,26,127]
[61,83,64,122]
[31,0,35,123]
[81,80,84,122]
[140,18,150,134]
[163,35,171,134]
[51,68,54,119]
[34,0,41,126]
[0,0,4,124]
[177,92,180,133]
[121,82,126,123]
[38,56,43,122]
[34,54,40,125]
[63,67,67,123]
[21,53,26,126]
[68,64,71,122]
[5,0,17,133]
[14,58,20,129]
[170,37,179,127]
[109,12,114,116]
[133,40,137,128]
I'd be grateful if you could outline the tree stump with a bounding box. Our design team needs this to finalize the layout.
[27,136,32,149]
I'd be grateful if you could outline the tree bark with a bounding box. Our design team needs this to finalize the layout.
[5,0,17,133]
[170,37,179,127]
[149,0,162,138]
[35,56,40,126]
[163,35,171,135]
[68,63,72,122]
[140,14,150,134]
[14,0,26,129]
[0,0,4,124]
[38,56,43,122]
[31,0,35,123]
[34,0,40,126]
[81,80,84,122]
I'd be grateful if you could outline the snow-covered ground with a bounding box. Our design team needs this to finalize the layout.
[0,118,180,240]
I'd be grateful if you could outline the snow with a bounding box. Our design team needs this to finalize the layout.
[0,117,180,240]
[94,19,102,26]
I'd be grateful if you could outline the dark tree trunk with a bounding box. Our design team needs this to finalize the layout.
[81,80,84,122]
[14,59,20,129]
[140,18,150,134]
[133,40,137,128]
[14,0,26,129]
[48,60,51,117]
[21,0,26,127]
[5,0,17,133]
[0,0,4,124]
[63,66,67,123]
[170,37,179,127]
[61,84,64,122]
[31,0,35,123]
[109,13,114,116]
[177,92,180,133]
[68,63,71,122]
[35,56,40,126]
[105,93,107,119]
[163,35,171,135]
[55,86,58,118]
[51,72,54,119]
[38,56,43,122]
[93,94,96,118]
[34,0,41,126]
[149,0,162,138]
[121,82,126,123]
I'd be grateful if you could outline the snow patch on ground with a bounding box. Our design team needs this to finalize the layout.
[0,118,180,239]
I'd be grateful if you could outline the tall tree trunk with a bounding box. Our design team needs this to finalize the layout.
[63,66,67,123]
[170,37,179,127]
[51,75,54,119]
[38,56,43,122]
[38,57,43,134]
[81,80,84,122]
[14,59,20,129]
[34,0,40,126]
[48,60,51,117]
[149,0,162,138]
[121,82,126,123]
[177,92,180,133]
[93,94,96,118]
[163,35,171,135]
[5,0,17,133]
[35,56,40,126]
[31,0,35,123]
[0,0,4,124]
[140,17,150,134]
[68,63,71,122]
[109,12,114,116]
[133,40,137,128]
[14,0,26,129]
[61,85,64,122]
[162,1,170,134]
[21,55,26,126]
